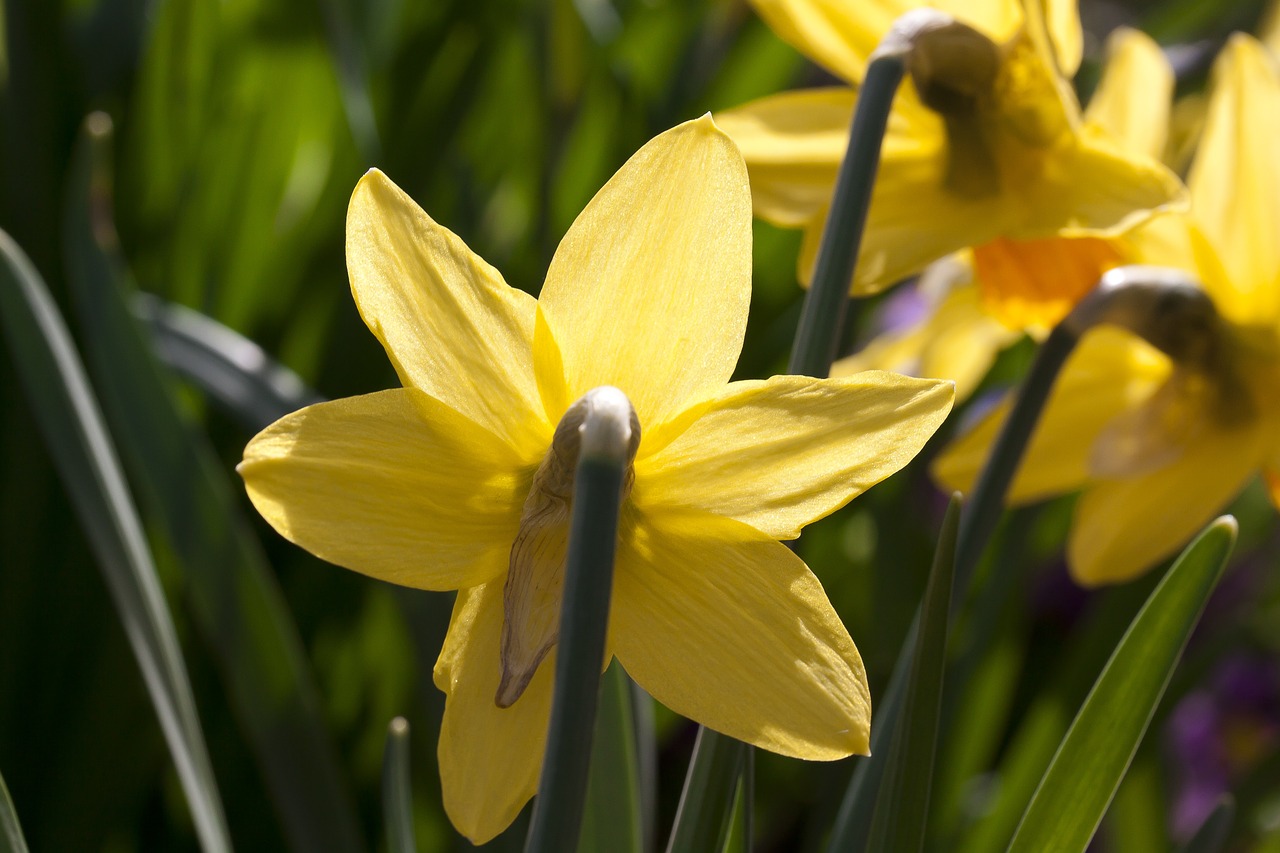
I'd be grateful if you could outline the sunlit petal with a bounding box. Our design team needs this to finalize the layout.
[1188,34,1280,327]
[1084,28,1173,161]
[747,0,895,82]
[240,389,525,591]
[715,88,854,227]
[435,582,555,844]
[536,115,752,430]
[636,373,952,539]
[346,169,550,458]
[613,507,870,758]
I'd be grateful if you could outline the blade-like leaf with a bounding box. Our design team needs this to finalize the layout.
[866,494,962,852]
[665,730,745,853]
[131,292,322,432]
[0,227,230,853]
[0,766,29,853]
[382,718,416,853]
[1008,517,1238,853]
[64,115,364,853]
[578,662,644,853]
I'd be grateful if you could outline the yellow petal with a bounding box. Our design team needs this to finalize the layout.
[972,235,1123,330]
[933,326,1171,502]
[715,88,854,227]
[536,115,752,430]
[748,0,895,82]
[1068,417,1267,585]
[612,506,870,758]
[833,268,1022,401]
[1188,34,1280,327]
[1084,28,1173,162]
[435,582,554,844]
[346,169,550,459]
[1023,127,1187,241]
[1039,0,1084,77]
[636,373,952,539]
[240,389,524,591]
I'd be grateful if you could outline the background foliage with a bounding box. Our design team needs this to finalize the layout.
[2,0,1279,849]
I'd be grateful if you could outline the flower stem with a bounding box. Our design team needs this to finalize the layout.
[381,717,415,853]
[525,390,634,853]
[788,49,907,378]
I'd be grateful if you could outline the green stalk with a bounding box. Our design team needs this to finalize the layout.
[787,50,907,378]
[381,718,415,853]
[951,324,1077,592]
[525,391,633,853]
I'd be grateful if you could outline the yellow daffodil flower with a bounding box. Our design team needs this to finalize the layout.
[833,27,1175,402]
[935,35,1280,586]
[238,116,954,842]
[716,0,1186,295]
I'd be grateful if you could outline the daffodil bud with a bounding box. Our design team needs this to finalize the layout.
[497,387,639,708]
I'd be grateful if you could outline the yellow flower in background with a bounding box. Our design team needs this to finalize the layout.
[716,0,1186,295]
[833,27,1174,401]
[239,117,954,843]
[935,35,1280,586]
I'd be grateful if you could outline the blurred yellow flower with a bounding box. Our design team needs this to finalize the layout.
[834,27,1175,400]
[935,35,1280,586]
[239,117,954,842]
[716,0,1186,295]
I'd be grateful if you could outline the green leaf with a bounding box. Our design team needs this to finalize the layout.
[1178,796,1235,853]
[1007,517,1238,853]
[665,730,745,853]
[382,718,416,853]
[0,227,231,852]
[131,292,322,432]
[0,766,30,853]
[578,662,644,853]
[866,494,961,853]
[63,115,364,853]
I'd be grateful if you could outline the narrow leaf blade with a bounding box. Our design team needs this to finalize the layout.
[1008,517,1238,853]
[0,227,231,852]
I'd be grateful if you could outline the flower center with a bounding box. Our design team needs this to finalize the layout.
[496,386,640,708]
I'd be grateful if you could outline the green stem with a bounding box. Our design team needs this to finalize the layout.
[952,324,1078,593]
[525,398,632,853]
[787,50,906,378]
[381,718,415,853]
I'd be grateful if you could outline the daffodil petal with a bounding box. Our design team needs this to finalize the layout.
[1188,34,1280,328]
[346,169,550,459]
[1026,129,1187,240]
[933,326,1171,502]
[715,88,854,227]
[834,275,1020,401]
[1068,418,1267,585]
[240,389,524,591]
[613,506,870,758]
[536,115,751,430]
[434,582,553,844]
[1040,0,1084,77]
[636,373,953,539]
[1084,28,1173,162]
[748,0,892,82]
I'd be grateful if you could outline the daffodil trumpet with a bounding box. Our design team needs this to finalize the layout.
[526,387,638,853]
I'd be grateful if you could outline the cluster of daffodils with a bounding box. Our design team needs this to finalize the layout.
[239,0,1280,840]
